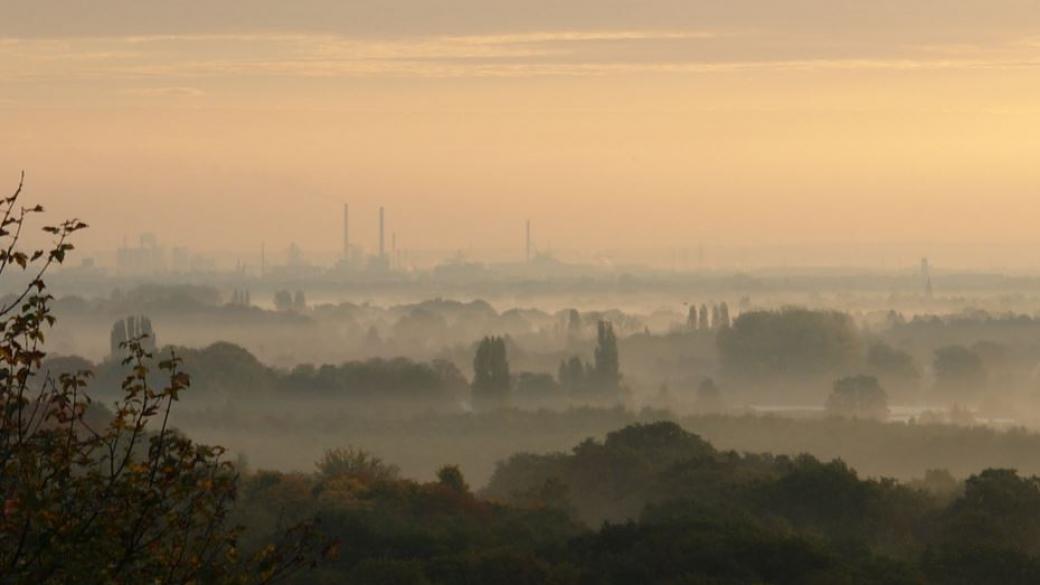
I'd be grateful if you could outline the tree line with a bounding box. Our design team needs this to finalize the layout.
[472,320,624,410]
[231,421,1040,584]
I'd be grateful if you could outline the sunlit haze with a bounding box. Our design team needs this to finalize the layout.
[13,5,1040,582]
[4,1,1040,270]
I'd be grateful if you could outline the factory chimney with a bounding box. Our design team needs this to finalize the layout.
[921,257,933,299]
[525,219,531,263]
[379,206,385,259]
[343,204,350,262]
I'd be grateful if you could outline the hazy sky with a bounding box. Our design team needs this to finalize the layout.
[3,1,1040,267]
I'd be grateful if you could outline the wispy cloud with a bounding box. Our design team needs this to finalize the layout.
[2,29,1039,84]
[122,86,205,97]
[449,30,722,45]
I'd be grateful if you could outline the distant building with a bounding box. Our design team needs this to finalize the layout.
[287,242,305,267]
[110,315,157,357]
[170,246,216,273]
[116,233,167,275]
[921,257,933,299]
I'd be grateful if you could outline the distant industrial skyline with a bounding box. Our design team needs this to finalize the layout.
[95,217,1040,275]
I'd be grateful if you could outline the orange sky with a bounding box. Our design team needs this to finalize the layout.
[3,1,1040,268]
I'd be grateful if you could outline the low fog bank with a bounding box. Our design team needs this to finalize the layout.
[31,281,1040,490]
[173,408,1040,489]
[44,285,1040,422]
[29,271,1040,365]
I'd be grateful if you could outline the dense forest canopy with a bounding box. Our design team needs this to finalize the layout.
[232,422,1040,585]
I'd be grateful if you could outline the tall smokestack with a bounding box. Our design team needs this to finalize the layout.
[525,219,531,263]
[379,206,385,259]
[343,203,349,261]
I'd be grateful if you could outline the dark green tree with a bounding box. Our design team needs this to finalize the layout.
[717,308,861,383]
[513,372,561,407]
[718,302,731,328]
[0,176,323,584]
[291,290,306,311]
[940,469,1040,553]
[472,336,510,410]
[557,356,586,395]
[591,321,621,396]
[826,375,888,419]
[866,342,920,395]
[316,447,400,482]
[686,305,698,330]
[273,289,293,311]
[436,465,469,493]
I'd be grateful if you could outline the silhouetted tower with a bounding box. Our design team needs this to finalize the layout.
[379,206,385,260]
[392,232,397,270]
[921,257,933,299]
[343,203,350,261]
[260,242,266,278]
